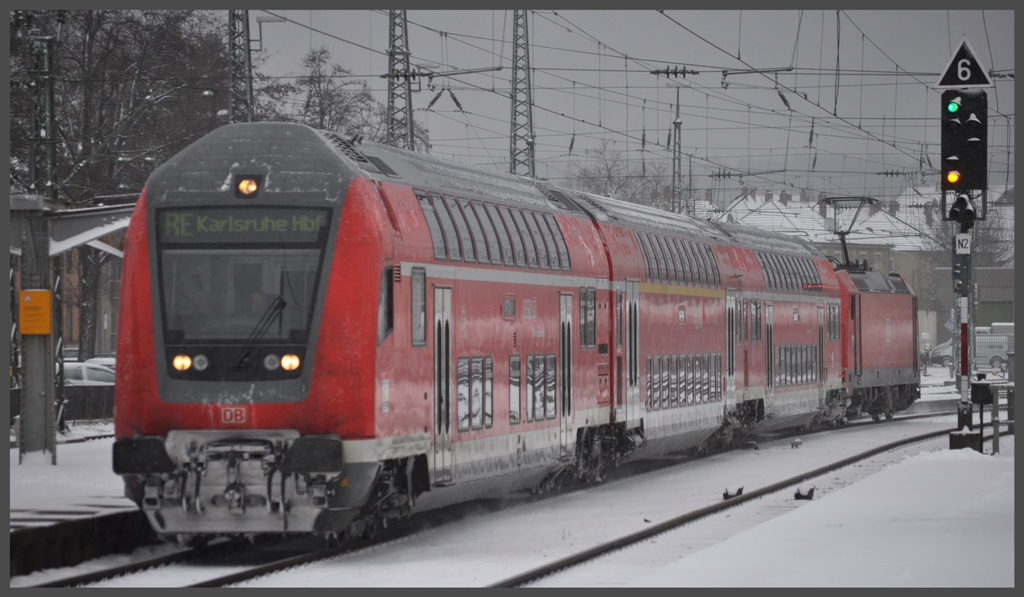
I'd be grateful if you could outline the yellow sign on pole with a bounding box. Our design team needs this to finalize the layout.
[20,290,52,335]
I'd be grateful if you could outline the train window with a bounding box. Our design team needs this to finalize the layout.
[702,244,720,287]
[525,356,535,422]
[651,236,670,285]
[616,292,623,348]
[484,205,515,266]
[443,195,476,263]
[587,288,597,348]
[471,356,484,429]
[509,209,539,268]
[667,237,686,285]
[484,356,494,428]
[646,356,652,409]
[714,354,722,401]
[533,355,546,421]
[545,354,556,419]
[468,201,501,264]
[751,299,762,343]
[636,233,655,282]
[579,288,587,349]
[661,356,671,409]
[430,193,462,261]
[472,203,503,266]
[651,356,660,410]
[459,198,491,265]
[412,268,426,346]
[496,206,527,267]
[677,238,696,285]
[682,241,702,286]
[686,355,695,404]
[457,357,470,431]
[756,253,772,290]
[656,236,678,284]
[509,354,521,424]
[670,356,678,407]
[543,213,572,271]
[768,254,784,290]
[786,256,799,289]
[529,211,560,270]
[378,267,394,345]
[695,241,711,287]
[415,191,448,260]
[520,210,550,269]
[647,233,665,283]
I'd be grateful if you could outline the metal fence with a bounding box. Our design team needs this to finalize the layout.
[10,385,114,426]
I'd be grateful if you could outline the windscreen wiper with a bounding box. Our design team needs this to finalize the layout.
[232,295,286,369]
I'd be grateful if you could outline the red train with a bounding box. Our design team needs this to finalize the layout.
[113,123,919,543]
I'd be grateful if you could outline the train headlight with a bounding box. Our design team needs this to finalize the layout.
[193,354,209,371]
[173,355,192,371]
[263,354,281,371]
[233,174,263,198]
[281,354,300,371]
[238,178,259,196]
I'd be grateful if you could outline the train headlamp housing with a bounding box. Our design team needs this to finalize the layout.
[281,354,301,371]
[234,174,263,198]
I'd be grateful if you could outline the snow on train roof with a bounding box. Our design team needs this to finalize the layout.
[566,187,823,258]
[322,129,823,258]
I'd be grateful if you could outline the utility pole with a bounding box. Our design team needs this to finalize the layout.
[28,36,56,200]
[509,10,535,177]
[385,10,415,150]
[228,10,254,123]
[652,67,699,215]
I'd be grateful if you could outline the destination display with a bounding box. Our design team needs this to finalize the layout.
[158,207,329,244]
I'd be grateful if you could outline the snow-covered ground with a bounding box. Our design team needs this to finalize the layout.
[10,364,1014,587]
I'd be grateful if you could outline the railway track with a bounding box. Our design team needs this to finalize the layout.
[19,409,1007,587]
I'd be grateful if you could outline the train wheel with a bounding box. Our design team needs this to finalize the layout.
[364,518,379,540]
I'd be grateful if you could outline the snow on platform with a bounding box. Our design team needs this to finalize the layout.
[634,437,1014,587]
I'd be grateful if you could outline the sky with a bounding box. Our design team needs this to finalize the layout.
[244,10,1014,206]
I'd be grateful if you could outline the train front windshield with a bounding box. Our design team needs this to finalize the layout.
[156,207,330,344]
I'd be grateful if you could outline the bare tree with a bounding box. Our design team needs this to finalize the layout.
[568,139,697,211]
[269,46,430,149]
[10,10,229,359]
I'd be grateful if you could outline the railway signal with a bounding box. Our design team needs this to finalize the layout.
[941,89,987,194]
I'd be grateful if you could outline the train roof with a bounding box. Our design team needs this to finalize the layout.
[158,123,828,261]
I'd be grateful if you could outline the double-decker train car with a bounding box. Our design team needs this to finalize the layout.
[112,123,916,543]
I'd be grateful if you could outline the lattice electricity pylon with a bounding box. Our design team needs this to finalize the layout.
[228,10,254,124]
[28,36,56,200]
[509,10,535,178]
[385,10,415,150]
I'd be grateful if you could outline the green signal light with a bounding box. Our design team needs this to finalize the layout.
[947,101,960,113]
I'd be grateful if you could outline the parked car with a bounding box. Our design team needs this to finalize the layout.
[85,355,116,371]
[929,335,1010,369]
[62,362,115,386]
[929,339,953,367]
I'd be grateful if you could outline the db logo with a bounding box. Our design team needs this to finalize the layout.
[221,407,247,424]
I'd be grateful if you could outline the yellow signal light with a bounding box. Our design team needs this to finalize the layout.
[945,170,961,185]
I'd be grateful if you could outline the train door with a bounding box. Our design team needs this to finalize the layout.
[559,294,573,457]
[765,304,774,405]
[433,287,453,484]
[726,295,736,395]
[624,281,641,428]
[817,306,825,397]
